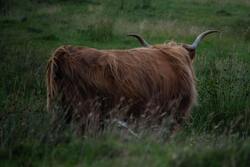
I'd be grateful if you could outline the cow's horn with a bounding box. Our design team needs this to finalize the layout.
[127,34,151,47]
[185,30,219,50]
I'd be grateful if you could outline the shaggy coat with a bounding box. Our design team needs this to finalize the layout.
[46,42,197,131]
[47,30,219,134]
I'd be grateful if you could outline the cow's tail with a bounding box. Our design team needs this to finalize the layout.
[46,46,71,111]
[46,53,57,111]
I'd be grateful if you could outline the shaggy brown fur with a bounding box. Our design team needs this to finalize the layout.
[46,42,197,132]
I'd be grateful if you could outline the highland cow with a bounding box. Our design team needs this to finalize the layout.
[46,30,218,133]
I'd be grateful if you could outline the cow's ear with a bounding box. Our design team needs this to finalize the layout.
[183,44,195,60]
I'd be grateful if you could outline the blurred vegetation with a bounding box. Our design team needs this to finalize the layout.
[0,0,250,166]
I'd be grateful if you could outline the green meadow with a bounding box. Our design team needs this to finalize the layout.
[0,0,250,166]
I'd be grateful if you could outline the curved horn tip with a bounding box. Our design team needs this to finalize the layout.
[127,33,141,36]
[207,30,220,32]
[190,30,220,49]
[127,33,151,47]
[204,30,220,34]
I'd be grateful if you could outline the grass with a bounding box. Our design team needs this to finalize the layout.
[0,0,250,166]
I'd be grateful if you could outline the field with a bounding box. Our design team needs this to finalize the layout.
[0,0,250,166]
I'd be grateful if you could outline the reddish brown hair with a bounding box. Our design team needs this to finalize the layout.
[46,30,218,132]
